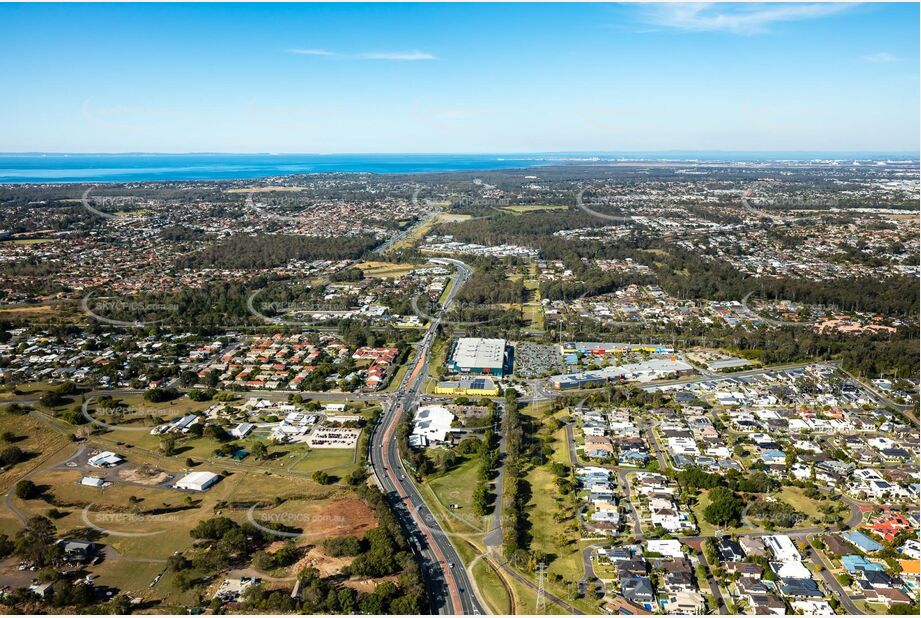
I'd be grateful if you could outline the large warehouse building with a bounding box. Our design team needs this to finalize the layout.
[447,338,508,376]
[175,471,221,492]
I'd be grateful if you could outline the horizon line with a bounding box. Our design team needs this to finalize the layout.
[1,150,918,157]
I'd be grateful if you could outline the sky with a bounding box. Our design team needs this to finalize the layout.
[0,2,918,153]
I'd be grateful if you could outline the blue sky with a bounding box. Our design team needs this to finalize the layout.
[1,2,918,153]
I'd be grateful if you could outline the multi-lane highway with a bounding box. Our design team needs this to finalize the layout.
[368,259,485,615]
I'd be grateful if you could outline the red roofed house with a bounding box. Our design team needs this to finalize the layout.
[868,512,914,542]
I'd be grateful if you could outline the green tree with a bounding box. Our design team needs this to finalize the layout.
[15,479,39,499]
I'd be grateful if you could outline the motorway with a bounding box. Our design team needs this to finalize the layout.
[367,258,486,615]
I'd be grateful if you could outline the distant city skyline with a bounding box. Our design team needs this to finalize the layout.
[2,2,918,153]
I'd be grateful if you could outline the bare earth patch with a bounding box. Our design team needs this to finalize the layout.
[116,465,170,485]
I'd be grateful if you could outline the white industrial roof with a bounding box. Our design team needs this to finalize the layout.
[176,471,219,488]
[451,338,506,370]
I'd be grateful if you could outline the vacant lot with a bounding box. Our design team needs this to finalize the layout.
[357,260,418,279]
[424,456,484,536]
[0,412,72,494]
[499,204,568,214]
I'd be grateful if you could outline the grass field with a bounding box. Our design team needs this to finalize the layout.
[6,238,55,245]
[11,459,366,589]
[357,260,418,279]
[692,486,826,536]
[286,446,357,480]
[518,405,600,614]
[0,412,72,494]
[774,486,826,522]
[498,205,569,214]
[0,304,56,319]
[386,212,450,252]
[472,557,513,614]
[522,302,545,332]
[424,456,485,535]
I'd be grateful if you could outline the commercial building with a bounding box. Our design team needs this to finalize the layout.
[175,471,221,492]
[548,358,694,390]
[409,405,455,447]
[562,342,675,356]
[447,338,507,376]
[434,377,500,397]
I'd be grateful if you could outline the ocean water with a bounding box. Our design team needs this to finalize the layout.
[0,152,913,183]
[0,153,558,183]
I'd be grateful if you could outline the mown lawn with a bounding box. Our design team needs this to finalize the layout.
[422,456,485,537]
[471,557,512,614]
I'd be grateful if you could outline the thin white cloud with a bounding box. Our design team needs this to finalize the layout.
[638,3,855,35]
[287,48,336,56]
[357,50,437,61]
[286,48,437,61]
[862,52,898,63]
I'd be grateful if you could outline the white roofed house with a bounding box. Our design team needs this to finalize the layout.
[765,535,801,562]
[646,539,685,558]
[87,451,124,468]
[230,422,255,438]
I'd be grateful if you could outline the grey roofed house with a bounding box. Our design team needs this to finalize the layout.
[880,448,911,461]
[663,570,695,593]
[607,548,636,562]
[777,577,822,598]
[749,593,786,615]
[717,537,745,562]
[739,535,767,557]
[657,557,692,574]
[616,559,648,577]
[621,575,655,604]
[736,576,768,596]
[725,561,763,577]
[816,459,855,476]
[56,539,97,561]
[861,570,896,589]
[822,534,853,557]
[718,458,743,471]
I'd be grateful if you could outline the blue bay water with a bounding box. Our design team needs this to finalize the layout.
[0,154,555,183]
[0,152,914,183]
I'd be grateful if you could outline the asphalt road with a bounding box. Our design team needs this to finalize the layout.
[693,547,728,615]
[368,258,485,615]
[805,543,864,615]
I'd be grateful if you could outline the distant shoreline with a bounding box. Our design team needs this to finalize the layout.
[0,152,917,184]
